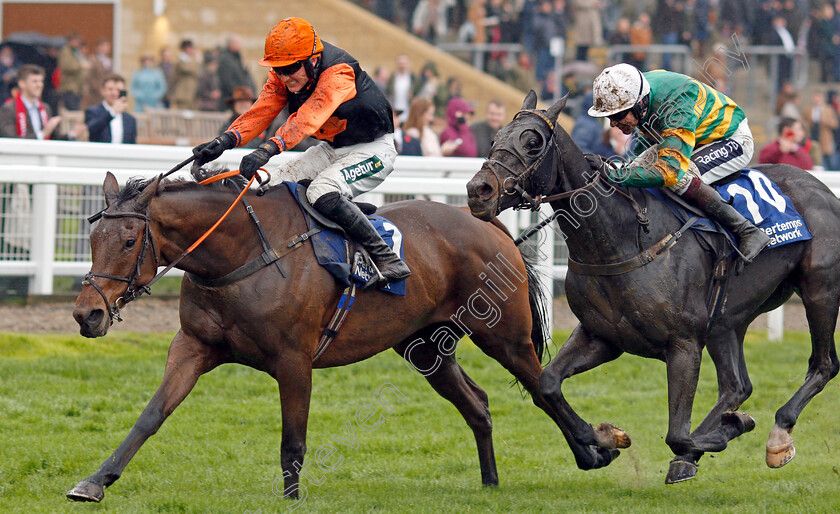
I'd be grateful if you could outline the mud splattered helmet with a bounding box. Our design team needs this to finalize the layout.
[259,17,323,68]
[588,63,650,119]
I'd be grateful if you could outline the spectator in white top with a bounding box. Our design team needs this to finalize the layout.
[412,0,453,44]
[386,54,415,122]
[85,74,137,144]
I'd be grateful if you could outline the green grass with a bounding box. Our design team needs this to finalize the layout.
[1,330,839,513]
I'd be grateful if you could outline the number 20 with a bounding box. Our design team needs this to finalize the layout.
[724,170,786,224]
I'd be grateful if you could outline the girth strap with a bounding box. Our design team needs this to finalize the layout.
[242,196,286,278]
[312,252,362,364]
[567,216,699,276]
[185,228,320,288]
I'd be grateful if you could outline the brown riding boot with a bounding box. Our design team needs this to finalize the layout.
[684,181,771,263]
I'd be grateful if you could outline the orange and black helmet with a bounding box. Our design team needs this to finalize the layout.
[259,17,323,67]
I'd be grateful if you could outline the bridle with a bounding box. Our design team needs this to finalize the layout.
[82,171,258,325]
[483,109,651,246]
[82,211,158,323]
[483,109,601,212]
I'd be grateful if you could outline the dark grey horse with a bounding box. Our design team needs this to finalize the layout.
[466,91,840,483]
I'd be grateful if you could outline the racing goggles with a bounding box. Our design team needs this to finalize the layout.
[273,61,304,77]
[607,109,631,123]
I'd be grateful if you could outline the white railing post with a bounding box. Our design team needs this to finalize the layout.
[498,209,519,236]
[30,183,57,294]
[767,305,784,342]
[538,203,555,332]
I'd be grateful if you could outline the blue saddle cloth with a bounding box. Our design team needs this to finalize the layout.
[285,182,406,296]
[648,168,811,249]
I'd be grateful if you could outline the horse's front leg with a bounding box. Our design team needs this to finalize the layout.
[539,324,629,470]
[663,339,704,484]
[272,353,313,501]
[66,331,221,502]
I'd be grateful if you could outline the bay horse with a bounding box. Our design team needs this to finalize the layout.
[466,91,840,483]
[67,171,554,502]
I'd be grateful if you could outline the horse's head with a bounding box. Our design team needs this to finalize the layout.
[467,90,566,221]
[73,172,161,337]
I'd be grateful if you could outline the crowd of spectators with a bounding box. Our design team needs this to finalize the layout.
[375,52,509,158]
[356,1,840,100]
[2,1,840,167]
[0,32,256,120]
[760,88,840,169]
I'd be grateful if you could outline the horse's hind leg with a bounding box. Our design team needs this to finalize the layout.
[688,326,756,452]
[393,329,498,486]
[767,284,840,468]
[480,323,629,470]
[666,327,755,481]
[66,331,221,502]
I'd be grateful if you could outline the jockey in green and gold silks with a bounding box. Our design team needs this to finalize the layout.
[587,63,770,263]
[627,69,748,188]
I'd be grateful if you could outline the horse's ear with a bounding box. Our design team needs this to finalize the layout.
[545,93,569,123]
[522,90,538,110]
[137,174,162,208]
[103,172,119,207]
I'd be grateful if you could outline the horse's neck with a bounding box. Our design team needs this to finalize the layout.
[549,146,645,263]
[148,189,267,276]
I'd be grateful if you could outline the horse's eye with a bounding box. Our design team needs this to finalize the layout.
[124,239,136,249]
[528,138,540,149]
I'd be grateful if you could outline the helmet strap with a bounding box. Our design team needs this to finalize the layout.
[303,56,319,80]
[631,93,649,123]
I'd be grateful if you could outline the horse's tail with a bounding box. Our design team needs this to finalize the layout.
[487,217,551,364]
[521,249,551,364]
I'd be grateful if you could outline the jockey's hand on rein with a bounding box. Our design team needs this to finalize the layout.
[240,140,280,180]
[192,131,237,165]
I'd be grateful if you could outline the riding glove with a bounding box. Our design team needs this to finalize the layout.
[239,140,280,180]
[192,131,237,166]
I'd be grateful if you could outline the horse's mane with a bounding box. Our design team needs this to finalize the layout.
[116,167,245,204]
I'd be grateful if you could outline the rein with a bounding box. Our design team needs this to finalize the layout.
[83,170,258,324]
[495,111,666,274]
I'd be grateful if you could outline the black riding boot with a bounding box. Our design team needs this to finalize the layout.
[313,192,411,282]
[687,182,771,263]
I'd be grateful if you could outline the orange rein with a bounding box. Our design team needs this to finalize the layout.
[141,168,266,290]
[189,169,260,252]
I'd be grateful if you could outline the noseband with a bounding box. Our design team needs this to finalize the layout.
[82,211,158,323]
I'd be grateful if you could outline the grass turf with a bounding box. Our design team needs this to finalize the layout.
[1,330,839,513]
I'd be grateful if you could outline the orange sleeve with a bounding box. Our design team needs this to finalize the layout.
[227,71,288,146]
[272,63,357,150]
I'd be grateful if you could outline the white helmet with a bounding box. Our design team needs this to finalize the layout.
[588,63,650,118]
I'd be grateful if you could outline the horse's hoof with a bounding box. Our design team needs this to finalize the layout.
[575,446,620,470]
[766,425,795,468]
[66,480,104,502]
[722,411,756,433]
[594,422,631,449]
[665,459,698,484]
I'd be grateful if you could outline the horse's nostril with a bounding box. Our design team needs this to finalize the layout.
[86,309,105,328]
[477,183,494,200]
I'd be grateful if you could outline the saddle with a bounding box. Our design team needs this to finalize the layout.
[285,182,407,296]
